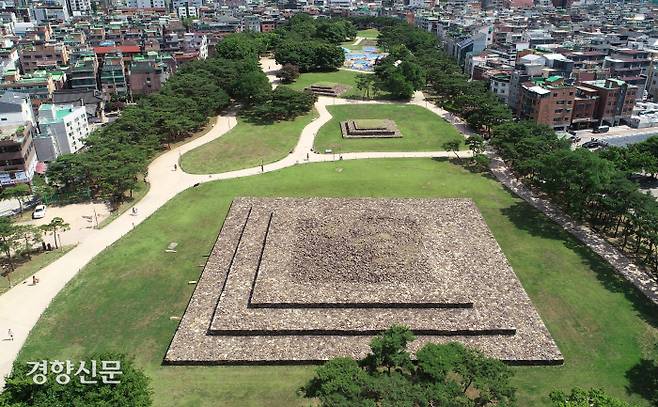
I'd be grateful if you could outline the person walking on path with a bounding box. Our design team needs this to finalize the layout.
[132,207,138,216]
[32,275,38,285]
[173,163,177,171]
[7,329,13,341]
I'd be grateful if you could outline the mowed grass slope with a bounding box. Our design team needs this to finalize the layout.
[180,109,318,174]
[17,158,658,406]
[285,70,360,92]
[314,104,466,153]
[284,70,386,100]
[357,28,379,38]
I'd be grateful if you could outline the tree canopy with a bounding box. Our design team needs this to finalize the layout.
[303,326,516,407]
[0,353,152,407]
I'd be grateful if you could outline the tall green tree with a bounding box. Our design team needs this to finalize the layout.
[354,74,375,99]
[0,216,19,285]
[40,217,70,250]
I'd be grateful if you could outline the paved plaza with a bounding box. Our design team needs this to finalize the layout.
[165,197,563,365]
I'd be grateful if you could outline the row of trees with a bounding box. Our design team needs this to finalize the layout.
[371,19,512,127]
[492,122,658,275]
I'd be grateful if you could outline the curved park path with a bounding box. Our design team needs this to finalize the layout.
[0,59,470,388]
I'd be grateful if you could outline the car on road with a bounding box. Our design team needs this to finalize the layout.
[32,204,46,219]
[593,125,610,133]
[582,140,609,149]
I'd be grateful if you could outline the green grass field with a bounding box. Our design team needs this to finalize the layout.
[286,70,361,92]
[0,245,74,294]
[284,70,385,100]
[16,158,658,406]
[314,104,466,153]
[357,28,379,38]
[180,109,318,174]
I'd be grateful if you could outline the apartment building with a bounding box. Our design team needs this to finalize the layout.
[579,78,637,126]
[518,76,575,131]
[128,52,175,95]
[19,42,69,73]
[0,70,63,106]
[490,73,511,105]
[0,91,35,126]
[99,52,127,95]
[0,122,37,186]
[35,103,90,162]
[125,0,166,8]
[603,48,650,97]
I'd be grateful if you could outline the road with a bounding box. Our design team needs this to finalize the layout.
[572,125,658,148]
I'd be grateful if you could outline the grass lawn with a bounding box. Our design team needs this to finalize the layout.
[284,70,386,100]
[0,245,75,294]
[16,158,658,406]
[340,38,378,50]
[180,109,318,174]
[314,104,466,153]
[357,28,379,38]
[284,71,363,93]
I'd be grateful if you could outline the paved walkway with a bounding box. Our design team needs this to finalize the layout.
[489,152,658,306]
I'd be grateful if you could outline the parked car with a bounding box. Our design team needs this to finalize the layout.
[593,125,610,133]
[32,204,46,219]
[567,129,577,136]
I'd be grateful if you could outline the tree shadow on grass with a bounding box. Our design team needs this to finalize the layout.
[431,157,497,181]
[625,357,657,401]
[500,201,658,329]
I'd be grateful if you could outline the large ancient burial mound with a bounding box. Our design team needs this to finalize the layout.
[164,197,563,365]
[340,119,402,138]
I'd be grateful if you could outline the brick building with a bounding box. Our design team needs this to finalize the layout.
[518,76,575,131]
[579,78,637,126]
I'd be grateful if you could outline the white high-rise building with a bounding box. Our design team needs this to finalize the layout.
[126,0,166,8]
[35,104,90,162]
[68,0,92,15]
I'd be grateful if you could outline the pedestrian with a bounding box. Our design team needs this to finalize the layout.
[174,163,177,171]
[132,207,137,215]
[260,164,264,172]
[32,275,38,285]
[8,329,13,341]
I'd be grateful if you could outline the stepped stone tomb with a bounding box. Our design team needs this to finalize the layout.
[340,119,402,138]
[164,197,563,365]
[304,83,350,97]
